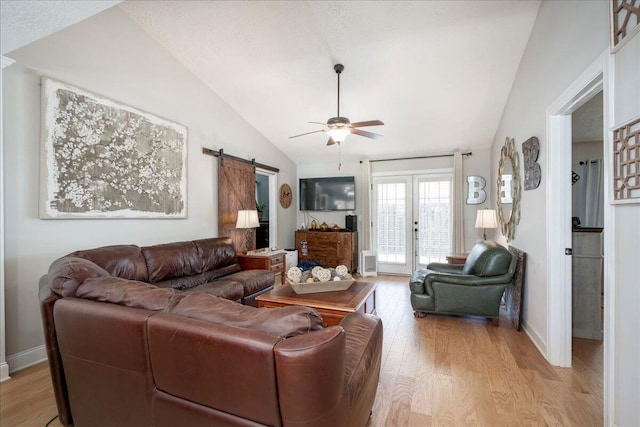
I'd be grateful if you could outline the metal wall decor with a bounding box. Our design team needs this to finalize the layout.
[612,115,640,202]
[466,176,487,204]
[497,137,521,241]
[522,136,541,190]
[40,77,188,219]
[611,0,640,51]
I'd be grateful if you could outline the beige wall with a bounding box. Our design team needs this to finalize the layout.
[2,7,297,368]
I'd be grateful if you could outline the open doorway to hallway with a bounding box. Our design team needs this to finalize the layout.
[570,90,604,420]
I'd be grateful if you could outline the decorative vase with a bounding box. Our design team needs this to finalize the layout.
[310,219,317,229]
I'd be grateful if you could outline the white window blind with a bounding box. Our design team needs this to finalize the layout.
[376,181,407,264]
[417,178,451,264]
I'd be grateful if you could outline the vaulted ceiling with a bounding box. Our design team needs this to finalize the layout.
[2,0,542,163]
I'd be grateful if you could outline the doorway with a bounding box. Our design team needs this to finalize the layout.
[571,91,604,343]
[545,51,613,424]
[372,172,452,275]
[256,168,277,249]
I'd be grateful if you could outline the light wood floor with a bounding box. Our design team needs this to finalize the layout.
[0,276,602,427]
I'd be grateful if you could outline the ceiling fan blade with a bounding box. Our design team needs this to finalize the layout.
[351,129,382,140]
[326,137,336,146]
[289,129,326,139]
[350,120,384,128]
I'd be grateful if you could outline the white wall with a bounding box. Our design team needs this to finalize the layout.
[611,32,640,426]
[2,7,297,368]
[572,140,603,162]
[490,1,639,425]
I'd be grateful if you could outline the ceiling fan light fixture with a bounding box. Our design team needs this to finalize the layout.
[327,127,351,143]
[289,63,383,144]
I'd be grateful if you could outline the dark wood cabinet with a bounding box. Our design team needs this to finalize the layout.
[295,230,358,273]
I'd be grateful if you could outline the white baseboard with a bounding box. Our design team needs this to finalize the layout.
[0,361,10,382]
[6,345,47,374]
[522,319,547,360]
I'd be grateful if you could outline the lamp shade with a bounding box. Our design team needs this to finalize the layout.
[475,209,498,229]
[236,210,260,229]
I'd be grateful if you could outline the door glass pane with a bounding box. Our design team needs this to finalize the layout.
[376,182,406,264]
[417,179,451,265]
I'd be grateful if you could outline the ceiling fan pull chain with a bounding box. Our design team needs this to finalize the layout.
[338,142,342,170]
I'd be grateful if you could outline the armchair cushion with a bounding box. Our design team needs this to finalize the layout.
[462,241,513,276]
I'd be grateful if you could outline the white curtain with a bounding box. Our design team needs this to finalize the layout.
[452,151,465,252]
[573,159,603,227]
[361,160,372,251]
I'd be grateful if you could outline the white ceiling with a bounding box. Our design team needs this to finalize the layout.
[2,0,541,164]
[0,0,122,54]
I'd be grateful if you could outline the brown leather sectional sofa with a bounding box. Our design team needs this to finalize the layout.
[39,237,383,427]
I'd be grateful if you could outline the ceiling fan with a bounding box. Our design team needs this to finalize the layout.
[289,64,384,146]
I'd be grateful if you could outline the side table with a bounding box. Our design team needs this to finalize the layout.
[446,253,468,265]
[238,252,286,284]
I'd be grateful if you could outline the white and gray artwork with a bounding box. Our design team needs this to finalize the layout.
[40,77,188,218]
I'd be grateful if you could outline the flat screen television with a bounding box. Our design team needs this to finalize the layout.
[299,176,355,211]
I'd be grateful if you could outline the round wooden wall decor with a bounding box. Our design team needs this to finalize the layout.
[279,183,292,208]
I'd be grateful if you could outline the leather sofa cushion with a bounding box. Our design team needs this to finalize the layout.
[181,280,244,302]
[167,292,324,338]
[473,249,513,277]
[193,238,238,272]
[72,245,148,282]
[154,264,242,291]
[224,269,276,296]
[142,241,202,283]
[76,277,178,311]
[462,242,490,275]
[462,241,513,277]
[49,257,111,297]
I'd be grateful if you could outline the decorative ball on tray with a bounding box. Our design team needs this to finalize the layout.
[286,264,354,294]
[287,266,302,283]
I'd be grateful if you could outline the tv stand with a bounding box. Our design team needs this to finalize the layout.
[295,230,358,273]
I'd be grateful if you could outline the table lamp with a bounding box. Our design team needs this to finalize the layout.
[475,208,497,240]
[236,209,260,251]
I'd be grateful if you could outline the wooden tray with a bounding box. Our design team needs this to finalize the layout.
[288,279,354,294]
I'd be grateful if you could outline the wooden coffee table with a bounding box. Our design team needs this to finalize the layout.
[256,281,377,327]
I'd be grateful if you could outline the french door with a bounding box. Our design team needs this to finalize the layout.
[373,174,452,275]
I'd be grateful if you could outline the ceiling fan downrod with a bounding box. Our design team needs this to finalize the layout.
[334,63,344,117]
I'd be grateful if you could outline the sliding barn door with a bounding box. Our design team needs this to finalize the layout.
[218,157,255,253]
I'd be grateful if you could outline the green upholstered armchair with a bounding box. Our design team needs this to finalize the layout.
[409,241,516,324]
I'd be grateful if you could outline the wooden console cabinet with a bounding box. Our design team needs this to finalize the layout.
[295,230,358,273]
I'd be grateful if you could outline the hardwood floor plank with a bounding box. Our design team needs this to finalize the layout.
[2,275,602,427]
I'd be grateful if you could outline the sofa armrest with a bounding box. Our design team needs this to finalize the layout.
[427,272,513,286]
[426,262,464,274]
[339,313,383,426]
[274,326,348,427]
[409,269,429,294]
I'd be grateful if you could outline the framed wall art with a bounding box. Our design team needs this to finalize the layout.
[610,0,640,52]
[612,114,640,203]
[40,77,188,219]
